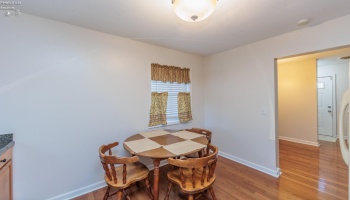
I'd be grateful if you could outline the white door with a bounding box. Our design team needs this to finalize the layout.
[318,76,333,137]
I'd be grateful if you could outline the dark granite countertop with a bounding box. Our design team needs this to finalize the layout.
[0,133,14,156]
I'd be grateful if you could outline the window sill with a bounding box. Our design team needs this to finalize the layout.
[148,120,192,129]
[148,122,179,129]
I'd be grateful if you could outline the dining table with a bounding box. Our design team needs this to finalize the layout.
[123,129,209,200]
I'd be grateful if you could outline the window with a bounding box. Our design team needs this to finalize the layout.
[149,63,192,127]
[151,81,190,124]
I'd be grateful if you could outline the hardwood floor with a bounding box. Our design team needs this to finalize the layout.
[74,140,348,200]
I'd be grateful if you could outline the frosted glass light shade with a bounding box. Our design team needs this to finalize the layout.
[173,0,217,22]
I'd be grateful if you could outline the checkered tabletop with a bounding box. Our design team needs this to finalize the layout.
[123,130,208,158]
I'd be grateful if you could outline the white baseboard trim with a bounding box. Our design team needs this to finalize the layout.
[318,135,337,142]
[47,160,170,200]
[279,136,320,147]
[47,181,106,200]
[218,151,281,178]
[337,135,348,140]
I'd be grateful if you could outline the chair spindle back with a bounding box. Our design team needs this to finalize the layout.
[167,144,218,189]
[99,141,139,184]
[186,128,212,156]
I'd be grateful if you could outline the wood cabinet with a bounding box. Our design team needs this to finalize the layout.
[0,148,13,200]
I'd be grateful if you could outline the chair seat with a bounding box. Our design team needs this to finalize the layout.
[104,162,150,189]
[167,167,216,194]
[185,152,200,158]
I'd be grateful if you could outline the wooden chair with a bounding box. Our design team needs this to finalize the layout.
[185,128,212,157]
[99,141,153,200]
[164,144,218,200]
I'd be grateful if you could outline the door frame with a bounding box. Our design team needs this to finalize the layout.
[317,74,337,138]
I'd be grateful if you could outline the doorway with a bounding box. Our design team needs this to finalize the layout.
[317,76,336,139]
[276,46,350,200]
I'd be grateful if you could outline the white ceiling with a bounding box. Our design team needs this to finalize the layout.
[18,0,350,56]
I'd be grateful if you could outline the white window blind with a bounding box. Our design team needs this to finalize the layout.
[151,81,190,124]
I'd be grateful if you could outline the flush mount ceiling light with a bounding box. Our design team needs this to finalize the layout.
[172,0,217,22]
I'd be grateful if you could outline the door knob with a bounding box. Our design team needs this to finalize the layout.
[328,110,332,113]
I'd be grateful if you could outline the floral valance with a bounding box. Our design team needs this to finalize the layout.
[151,63,190,84]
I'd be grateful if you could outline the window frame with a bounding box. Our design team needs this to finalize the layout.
[150,80,191,126]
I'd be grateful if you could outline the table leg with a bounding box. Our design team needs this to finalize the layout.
[153,158,161,200]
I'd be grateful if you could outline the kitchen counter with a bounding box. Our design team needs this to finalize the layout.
[0,133,14,156]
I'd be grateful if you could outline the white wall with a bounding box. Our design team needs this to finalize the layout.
[204,15,350,175]
[318,59,349,136]
[2,11,350,200]
[278,59,318,145]
[0,14,206,199]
